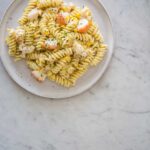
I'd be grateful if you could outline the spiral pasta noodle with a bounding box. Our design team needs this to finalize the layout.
[51,56,71,74]
[75,33,95,46]
[25,24,36,45]
[47,71,73,87]
[38,0,63,8]
[19,0,38,25]
[27,60,41,70]
[6,29,17,56]
[6,0,107,87]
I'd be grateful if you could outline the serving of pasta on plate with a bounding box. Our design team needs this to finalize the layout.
[6,0,107,88]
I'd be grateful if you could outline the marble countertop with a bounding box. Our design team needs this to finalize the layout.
[0,0,150,150]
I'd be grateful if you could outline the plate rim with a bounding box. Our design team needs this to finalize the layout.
[0,0,114,99]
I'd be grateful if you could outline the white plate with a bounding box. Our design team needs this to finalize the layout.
[0,0,114,99]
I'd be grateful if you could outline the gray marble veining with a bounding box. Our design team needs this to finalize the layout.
[0,0,150,150]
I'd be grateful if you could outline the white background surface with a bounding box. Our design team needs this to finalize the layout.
[0,0,150,150]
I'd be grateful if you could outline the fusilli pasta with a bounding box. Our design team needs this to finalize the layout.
[6,0,107,87]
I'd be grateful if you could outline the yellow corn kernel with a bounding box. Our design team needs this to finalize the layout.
[74,29,77,32]
[87,42,93,47]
